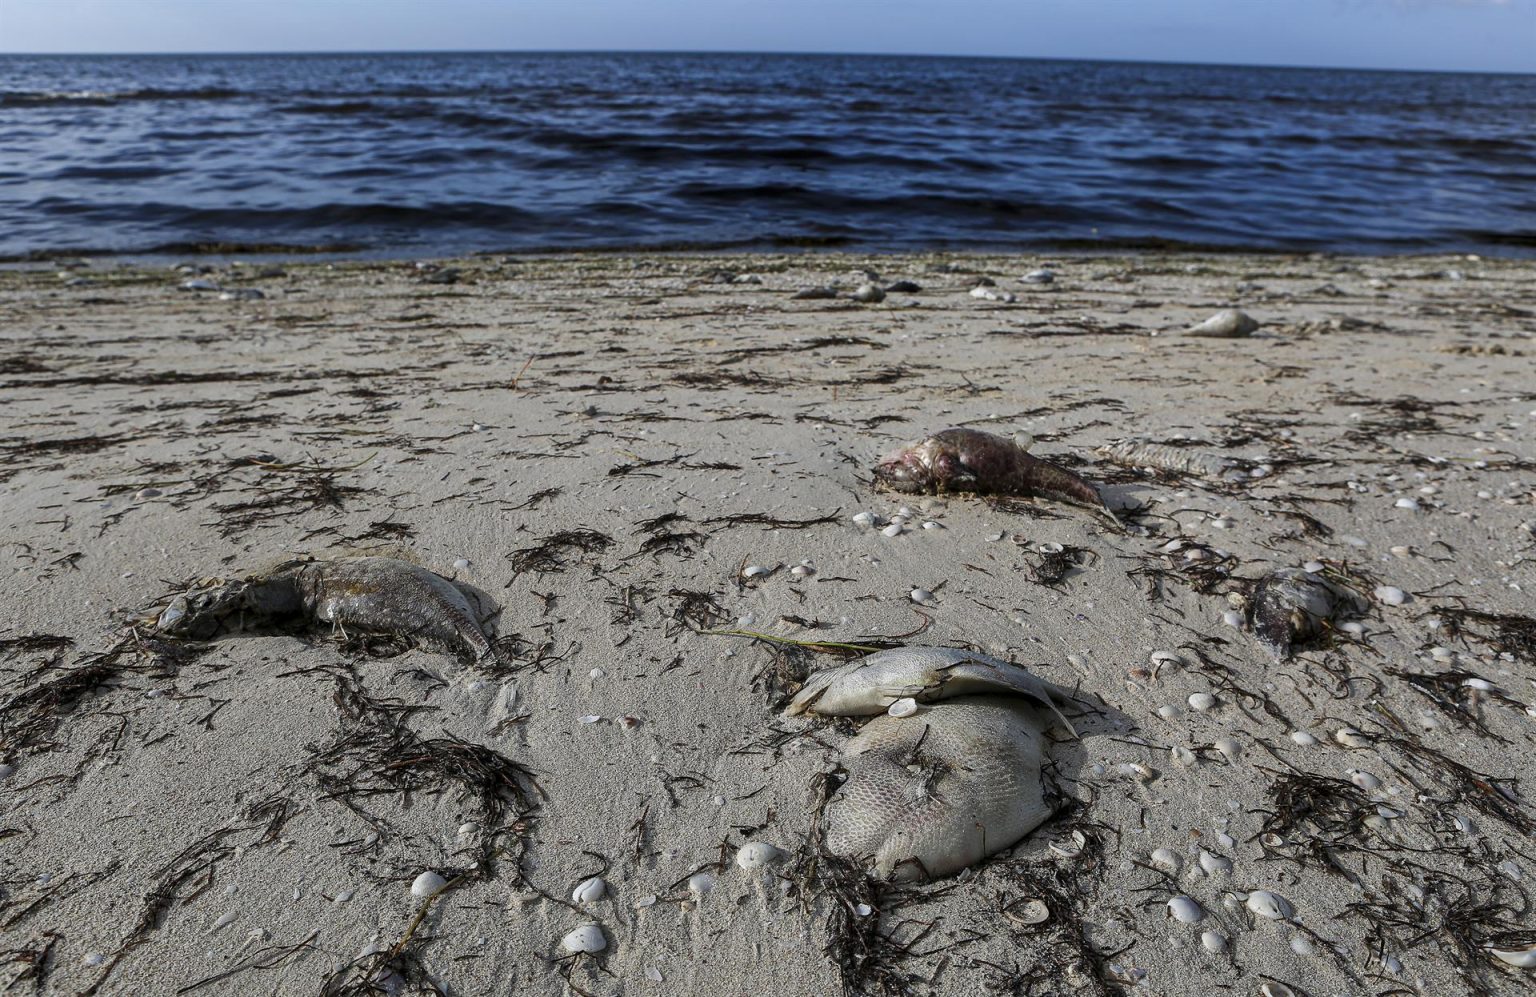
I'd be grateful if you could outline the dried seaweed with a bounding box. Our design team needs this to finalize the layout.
[1432,605,1536,664]
[1341,872,1531,990]
[306,711,541,865]
[1253,770,1379,879]
[703,511,841,530]
[507,529,613,576]
[0,932,59,992]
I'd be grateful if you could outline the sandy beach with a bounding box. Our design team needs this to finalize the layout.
[2,250,1534,997]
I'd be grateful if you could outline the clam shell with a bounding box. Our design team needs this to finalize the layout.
[1168,896,1205,923]
[1201,930,1228,953]
[1488,944,1536,968]
[1150,847,1183,873]
[571,876,606,904]
[1246,889,1294,920]
[410,871,447,897]
[560,922,607,954]
[735,842,784,870]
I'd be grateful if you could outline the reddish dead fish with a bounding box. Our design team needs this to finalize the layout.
[873,428,1117,523]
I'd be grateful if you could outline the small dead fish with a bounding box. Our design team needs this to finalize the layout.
[154,556,496,664]
[1248,568,1368,659]
[786,646,1077,736]
[873,428,1115,523]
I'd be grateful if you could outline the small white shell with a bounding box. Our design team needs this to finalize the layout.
[1198,850,1232,875]
[1261,984,1296,997]
[1187,692,1217,711]
[852,511,877,527]
[854,902,874,917]
[909,588,936,605]
[1246,889,1294,920]
[451,558,471,572]
[1049,830,1087,859]
[560,922,607,954]
[1200,930,1228,953]
[571,876,606,904]
[688,872,716,895]
[790,564,814,577]
[209,911,237,933]
[1488,944,1536,968]
[887,697,919,718]
[1213,737,1241,762]
[1168,896,1204,923]
[645,966,664,982]
[881,523,903,538]
[1303,560,1326,573]
[1150,650,1185,667]
[1156,705,1183,720]
[1289,934,1315,956]
[1334,727,1371,748]
[736,842,784,870]
[1150,847,1183,873]
[742,565,771,578]
[1221,609,1244,627]
[410,871,447,897]
[1289,730,1318,747]
[1348,769,1382,791]
[1171,745,1197,767]
[1374,585,1408,606]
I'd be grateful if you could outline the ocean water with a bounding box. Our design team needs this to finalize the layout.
[2,51,1534,259]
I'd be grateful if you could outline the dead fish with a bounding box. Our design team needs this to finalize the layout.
[786,646,1077,736]
[824,696,1053,882]
[873,428,1116,523]
[154,556,496,665]
[1096,439,1247,481]
[1248,568,1368,659]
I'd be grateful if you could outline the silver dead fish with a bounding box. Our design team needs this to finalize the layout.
[154,556,496,665]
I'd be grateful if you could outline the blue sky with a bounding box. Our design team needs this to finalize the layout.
[0,0,1531,73]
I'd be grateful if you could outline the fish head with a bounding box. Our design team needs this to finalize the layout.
[154,579,254,639]
[873,437,973,494]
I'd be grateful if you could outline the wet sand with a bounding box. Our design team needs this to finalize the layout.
[1,251,1534,996]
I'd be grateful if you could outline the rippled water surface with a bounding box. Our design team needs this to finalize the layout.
[2,52,1534,257]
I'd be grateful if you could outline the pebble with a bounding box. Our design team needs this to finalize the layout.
[1374,585,1408,606]
[736,842,784,870]
[1183,308,1258,338]
[571,876,606,904]
[1187,692,1217,711]
[1168,896,1204,923]
[851,283,885,303]
[560,923,607,954]
[410,871,447,897]
[1246,889,1293,920]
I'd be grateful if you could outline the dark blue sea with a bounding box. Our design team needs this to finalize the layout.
[2,51,1534,259]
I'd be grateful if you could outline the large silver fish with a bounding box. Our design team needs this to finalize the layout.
[824,697,1052,883]
[1248,568,1368,660]
[154,556,496,665]
[873,427,1116,523]
[786,646,1076,736]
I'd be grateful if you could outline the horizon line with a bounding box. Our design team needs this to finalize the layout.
[0,47,1532,77]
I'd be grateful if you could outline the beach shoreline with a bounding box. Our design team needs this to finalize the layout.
[2,250,1533,996]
